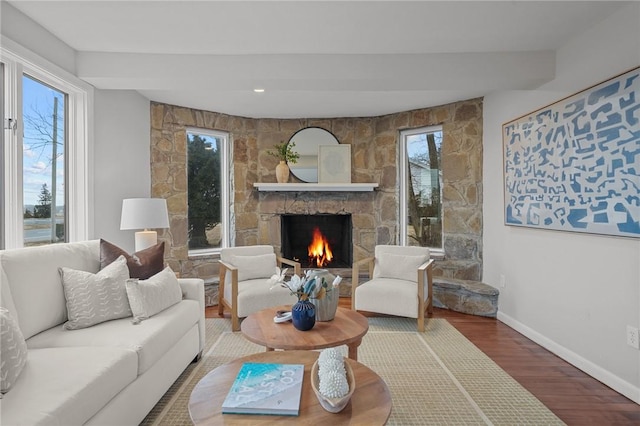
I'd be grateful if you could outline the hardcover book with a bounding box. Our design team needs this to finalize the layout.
[222,362,304,416]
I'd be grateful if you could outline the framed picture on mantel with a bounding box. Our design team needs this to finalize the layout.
[318,144,351,183]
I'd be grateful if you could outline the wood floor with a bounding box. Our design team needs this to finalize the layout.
[206,299,640,425]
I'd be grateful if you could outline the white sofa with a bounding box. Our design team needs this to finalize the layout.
[0,240,205,425]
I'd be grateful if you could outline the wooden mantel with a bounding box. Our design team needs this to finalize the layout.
[253,183,379,192]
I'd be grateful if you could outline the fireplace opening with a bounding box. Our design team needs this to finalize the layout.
[281,214,352,269]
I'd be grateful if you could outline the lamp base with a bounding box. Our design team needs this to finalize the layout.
[134,230,158,252]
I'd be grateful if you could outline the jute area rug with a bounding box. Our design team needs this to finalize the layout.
[141,317,565,425]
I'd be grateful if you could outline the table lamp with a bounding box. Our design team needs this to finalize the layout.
[120,198,170,251]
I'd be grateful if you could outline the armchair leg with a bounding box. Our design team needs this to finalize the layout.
[427,265,434,315]
[232,314,240,332]
[217,280,224,316]
[418,315,425,333]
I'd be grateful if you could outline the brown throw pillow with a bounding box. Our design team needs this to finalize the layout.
[100,239,165,280]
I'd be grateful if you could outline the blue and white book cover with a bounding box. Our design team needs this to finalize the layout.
[222,363,304,416]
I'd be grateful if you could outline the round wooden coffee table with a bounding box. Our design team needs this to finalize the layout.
[241,306,369,360]
[188,350,391,425]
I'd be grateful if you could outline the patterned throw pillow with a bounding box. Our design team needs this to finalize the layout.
[125,267,182,324]
[0,307,28,394]
[59,255,132,330]
[100,239,165,280]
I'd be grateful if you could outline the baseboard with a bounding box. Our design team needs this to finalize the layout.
[497,311,640,404]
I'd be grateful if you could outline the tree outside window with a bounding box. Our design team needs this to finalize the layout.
[33,183,52,218]
[401,127,443,249]
[187,130,228,251]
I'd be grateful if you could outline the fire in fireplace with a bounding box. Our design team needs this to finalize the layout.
[281,214,352,268]
[308,227,333,267]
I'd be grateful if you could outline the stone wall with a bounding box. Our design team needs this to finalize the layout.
[150,98,483,287]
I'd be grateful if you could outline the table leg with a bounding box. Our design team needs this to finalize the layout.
[347,340,361,361]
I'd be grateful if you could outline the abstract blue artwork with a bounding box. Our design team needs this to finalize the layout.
[503,67,640,238]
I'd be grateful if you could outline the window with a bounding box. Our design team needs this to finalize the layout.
[400,126,443,251]
[186,128,230,254]
[22,75,67,246]
[2,39,91,249]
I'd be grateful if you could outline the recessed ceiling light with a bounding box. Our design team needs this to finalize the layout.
[253,88,265,93]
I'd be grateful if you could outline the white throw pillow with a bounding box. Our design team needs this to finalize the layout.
[232,253,276,282]
[59,255,132,330]
[373,253,429,282]
[0,307,28,394]
[125,267,182,324]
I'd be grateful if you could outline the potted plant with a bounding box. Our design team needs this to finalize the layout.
[267,141,299,183]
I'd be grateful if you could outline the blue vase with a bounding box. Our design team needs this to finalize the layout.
[291,299,316,331]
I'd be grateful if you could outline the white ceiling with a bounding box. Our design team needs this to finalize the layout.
[7,0,626,118]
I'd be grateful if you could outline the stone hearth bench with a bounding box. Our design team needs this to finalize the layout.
[433,277,499,318]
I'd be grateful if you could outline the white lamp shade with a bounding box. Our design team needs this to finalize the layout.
[120,198,170,230]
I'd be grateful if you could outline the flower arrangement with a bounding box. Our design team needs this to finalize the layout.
[267,141,300,164]
[268,268,342,301]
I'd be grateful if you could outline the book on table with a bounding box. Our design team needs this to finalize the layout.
[221,362,304,416]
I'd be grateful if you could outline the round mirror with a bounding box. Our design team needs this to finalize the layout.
[288,127,339,183]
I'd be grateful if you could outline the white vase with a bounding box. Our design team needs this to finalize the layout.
[308,269,338,321]
[275,161,290,183]
[310,292,339,321]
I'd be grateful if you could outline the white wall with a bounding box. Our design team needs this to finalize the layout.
[92,89,151,253]
[0,2,75,74]
[483,3,640,403]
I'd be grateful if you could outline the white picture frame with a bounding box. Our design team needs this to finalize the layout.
[318,144,351,183]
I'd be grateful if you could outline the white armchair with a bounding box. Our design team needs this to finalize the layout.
[351,245,434,332]
[218,245,300,331]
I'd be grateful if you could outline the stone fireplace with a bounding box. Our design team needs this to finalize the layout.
[150,97,484,301]
[281,213,353,268]
[255,189,376,277]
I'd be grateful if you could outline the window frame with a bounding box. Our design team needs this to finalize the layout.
[399,125,445,257]
[1,37,93,249]
[0,62,5,250]
[185,127,230,257]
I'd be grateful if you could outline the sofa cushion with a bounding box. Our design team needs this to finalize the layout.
[0,271,19,328]
[125,267,182,324]
[220,246,276,282]
[0,240,100,340]
[26,299,200,375]
[59,255,132,330]
[373,253,428,282]
[232,253,277,282]
[373,245,430,282]
[100,239,165,280]
[0,308,28,394]
[0,346,137,425]
[234,278,298,318]
[355,277,420,318]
